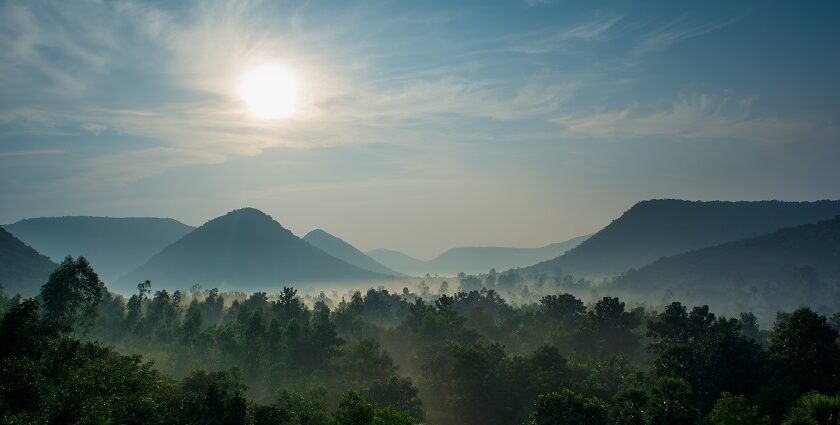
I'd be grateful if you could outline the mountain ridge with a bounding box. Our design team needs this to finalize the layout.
[367,234,591,276]
[521,199,840,279]
[5,216,194,284]
[303,229,403,276]
[0,226,58,297]
[121,208,391,293]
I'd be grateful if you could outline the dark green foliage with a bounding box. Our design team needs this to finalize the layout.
[644,377,700,425]
[578,297,641,358]
[650,304,767,410]
[706,392,770,425]
[333,390,417,425]
[527,389,608,425]
[40,256,104,331]
[769,308,840,394]
[4,251,840,425]
[782,393,840,425]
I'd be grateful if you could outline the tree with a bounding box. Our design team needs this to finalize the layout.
[579,297,641,358]
[333,391,416,425]
[366,376,424,421]
[782,393,840,425]
[527,389,608,425]
[769,308,840,394]
[644,377,700,425]
[540,293,586,327]
[40,256,104,331]
[706,392,770,425]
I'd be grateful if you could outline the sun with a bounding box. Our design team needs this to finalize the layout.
[238,63,301,120]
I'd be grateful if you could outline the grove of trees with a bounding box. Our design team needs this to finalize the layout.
[2,256,840,424]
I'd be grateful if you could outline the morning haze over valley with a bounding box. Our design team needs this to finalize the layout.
[1,1,839,424]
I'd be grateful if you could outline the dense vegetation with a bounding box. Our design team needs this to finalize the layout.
[3,256,840,424]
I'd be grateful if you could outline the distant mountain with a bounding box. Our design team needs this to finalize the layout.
[606,216,840,317]
[0,227,57,297]
[122,208,390,292]
[303,229,402,276]
[4,216,194,284]
[366,249,427,276]
[521,199,840,279]
[367,234,590,276]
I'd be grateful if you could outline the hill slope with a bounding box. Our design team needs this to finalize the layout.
[607,216,840,317]
[4,216,194,283]
[366,249,427,276]
[0,227,57,296]
[122,208,390,292]
[367,234,590,276]
[522,199,840,279]
[303,229,402,276]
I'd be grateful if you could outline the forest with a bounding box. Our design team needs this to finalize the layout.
[2,255,840,424]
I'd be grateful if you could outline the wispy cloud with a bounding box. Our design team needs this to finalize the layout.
[0,149,64,157]
[551,94,838,144]
[510,14,624,54]
[633,17,735,56]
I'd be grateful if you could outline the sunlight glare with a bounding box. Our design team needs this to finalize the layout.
[238,63,301,120]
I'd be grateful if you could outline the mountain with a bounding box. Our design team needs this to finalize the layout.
[366,249,427,276]
[0,227,57,297]
[367,234,590,276]
[122,208,391,292]
[303,229,402,276]
[606,216,840,318]
[4,216,194,284]
[521,199,840,279]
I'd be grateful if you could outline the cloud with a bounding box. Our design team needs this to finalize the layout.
[633,17,735,56]
[551,94,838,144]
[510,14,623,54]
[0,149,64,157]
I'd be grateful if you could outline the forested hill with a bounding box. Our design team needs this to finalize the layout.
[0,227,57,296]
[607,216,840,310]
[303,229,402,276]
[522,199,840,279]
[367,234,590,276]
[121,208,390,292]
[4,216,194,283]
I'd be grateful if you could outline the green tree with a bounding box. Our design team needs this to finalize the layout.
[333,391,416,425]
[39,256,104,331]
[783,393,840,425]
[644,377,700,425]
[527,389,609,425]
[706,392,770,425]
[769,308,840,394]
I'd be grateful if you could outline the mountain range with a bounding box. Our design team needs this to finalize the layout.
[521,199,840,279]
[606,215,840,318]
[4,216,194,283]
[367,234,591,276]
[120,208,391,292]
[0,226,57,296]
[303,229,402,276]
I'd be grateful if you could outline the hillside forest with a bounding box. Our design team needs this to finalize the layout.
[3,255,840,424]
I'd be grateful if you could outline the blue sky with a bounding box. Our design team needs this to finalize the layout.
[1,0,838,258]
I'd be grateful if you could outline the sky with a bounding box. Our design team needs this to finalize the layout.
[1,0,839,259]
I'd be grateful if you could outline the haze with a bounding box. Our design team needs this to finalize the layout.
[2,0,839,258]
